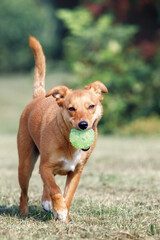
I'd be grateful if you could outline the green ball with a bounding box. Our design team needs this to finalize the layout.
[69,128,95,149]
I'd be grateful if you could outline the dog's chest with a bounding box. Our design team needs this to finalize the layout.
[59,150,82,172]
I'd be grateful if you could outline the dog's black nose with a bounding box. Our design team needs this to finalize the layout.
[78,121,88,130]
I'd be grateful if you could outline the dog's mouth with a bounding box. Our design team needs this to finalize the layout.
[81,120,98,152]
[81,147,90,151]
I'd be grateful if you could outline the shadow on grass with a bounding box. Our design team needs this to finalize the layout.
[0,204,54,222]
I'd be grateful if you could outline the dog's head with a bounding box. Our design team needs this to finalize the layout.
[46,81,108,130]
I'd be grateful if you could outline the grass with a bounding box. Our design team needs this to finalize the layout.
[0,135,159,239]
[0,73,159,239]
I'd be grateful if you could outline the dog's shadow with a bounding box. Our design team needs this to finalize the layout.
[0,204,54,222]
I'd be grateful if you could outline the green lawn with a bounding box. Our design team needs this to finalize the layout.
[0,135,159,239]
[0,73,159,239]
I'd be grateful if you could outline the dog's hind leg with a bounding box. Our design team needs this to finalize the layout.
[17,126,39,216]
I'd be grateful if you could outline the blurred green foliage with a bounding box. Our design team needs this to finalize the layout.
[57,8,160,133]
[117,115,160,135]
[0,0,59,72]
[0,2,159,134]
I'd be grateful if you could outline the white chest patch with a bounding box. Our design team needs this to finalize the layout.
[59,149,82,172]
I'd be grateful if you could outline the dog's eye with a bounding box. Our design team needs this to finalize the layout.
[88,104,95,109]
[68,107,76,111]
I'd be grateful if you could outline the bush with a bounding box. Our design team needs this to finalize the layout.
[0,0,59,72]
[58,8,153,133]
[118,115,160,135]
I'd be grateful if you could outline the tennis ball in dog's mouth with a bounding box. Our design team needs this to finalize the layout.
[69,128,95,150]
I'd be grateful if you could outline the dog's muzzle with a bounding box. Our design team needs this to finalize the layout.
[82,147,90,151]
[80,120,97,152]
[78,121,88,130]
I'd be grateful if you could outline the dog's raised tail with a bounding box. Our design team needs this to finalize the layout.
[29,36,46,98]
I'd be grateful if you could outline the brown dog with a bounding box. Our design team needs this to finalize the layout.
[17,36,108,223]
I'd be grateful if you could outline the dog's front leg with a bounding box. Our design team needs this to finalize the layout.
[40,162,67,222]
[64,166,83,222]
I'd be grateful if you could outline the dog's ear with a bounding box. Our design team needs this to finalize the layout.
[85,81,108,101]
[46,86,71,106]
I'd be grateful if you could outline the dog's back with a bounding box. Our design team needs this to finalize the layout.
[18,37,59,150]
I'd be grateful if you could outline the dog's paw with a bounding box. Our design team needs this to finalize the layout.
[42,200,52,212]
[19,207,28,217]
[53,209,68,223]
